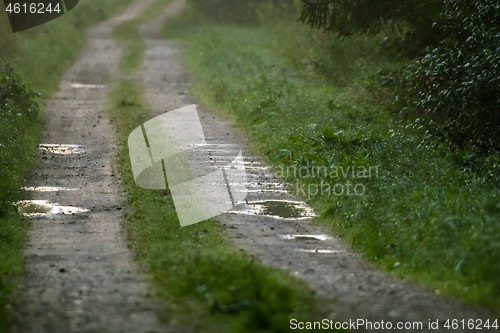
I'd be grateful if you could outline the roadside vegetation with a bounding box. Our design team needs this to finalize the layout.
[108,80,335,333]
[161,0,500,309]
[0,1,134,330]
[0,63,37,333]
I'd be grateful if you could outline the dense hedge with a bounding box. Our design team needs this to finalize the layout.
[399,0,500,153]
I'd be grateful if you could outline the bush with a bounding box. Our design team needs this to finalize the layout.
[0,64,39,214]
[399,0,500,153]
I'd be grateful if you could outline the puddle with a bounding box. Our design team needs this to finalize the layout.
[209,165,269,171]
[193,143,239,147]
[295,249,345,254]
[279,234,332,241]
[39,144,85,155]
[230,200,315,220]
[15,200,89,217]
[244,189,288,194]
[71,83,106,89]
[23,186,79,192]
[204,149,234,153]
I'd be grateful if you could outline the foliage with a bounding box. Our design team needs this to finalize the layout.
[0,63,37,333]
[299,0,443,57]
[398,0,500,153]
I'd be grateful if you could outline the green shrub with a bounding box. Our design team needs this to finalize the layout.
[0,63,39,214]
[399,0,500,153]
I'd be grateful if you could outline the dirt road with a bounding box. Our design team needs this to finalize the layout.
[8,2,166,332]
[7,1,497,332]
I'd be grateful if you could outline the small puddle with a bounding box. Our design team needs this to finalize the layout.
[230,200,315,220]
[71,83,106,89]
[23,186,79,192]
[39,144,85,155]
[15,200,89,217]
[193,143,239,147]
[295,249,345,254]
[279,234,332,241]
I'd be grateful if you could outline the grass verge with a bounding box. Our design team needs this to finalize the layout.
[0,1,135,330]
[108,80,339,332]
[162,8,500,310]
[112,0,174,75]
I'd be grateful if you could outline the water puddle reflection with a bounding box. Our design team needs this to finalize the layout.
[39,144,85,155]
[71,83,106,89]
[23,186,79,192]
[15,200,89,217]
[230,200,315,220]
[279,234,332,241]
[295,249,345,254]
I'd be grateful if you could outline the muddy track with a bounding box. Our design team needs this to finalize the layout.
[7,2,166,333]
[138,2,497,333]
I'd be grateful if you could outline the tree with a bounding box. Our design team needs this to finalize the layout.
[299,0,443,57]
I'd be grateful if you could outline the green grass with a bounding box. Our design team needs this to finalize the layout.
[108,80,336,332]
[0,210,29,333]
[112,0,174,75]
[0,71,39,313]
[162,8,500,310]
[0,1,135,331]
